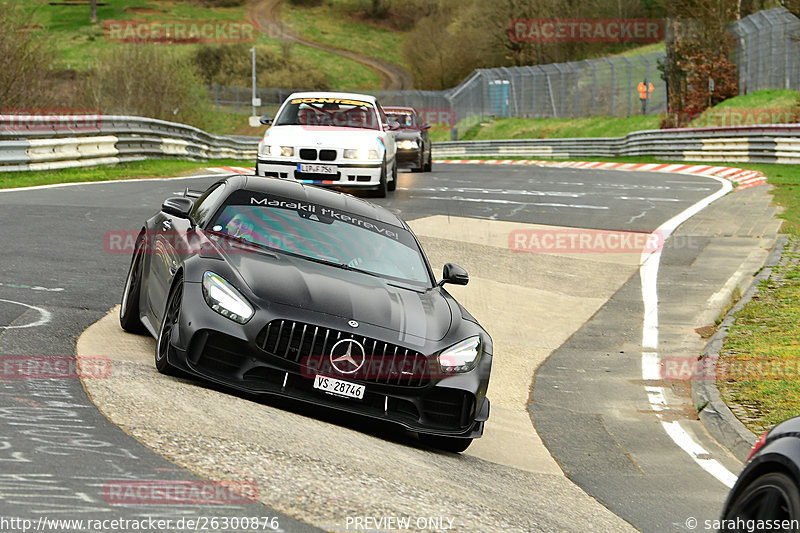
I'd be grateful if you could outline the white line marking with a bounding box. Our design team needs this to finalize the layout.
[0,173,224,194]
[661,421,739,487]
[639,173,737,488]
[407,195,609,210]
[0,299,52,329]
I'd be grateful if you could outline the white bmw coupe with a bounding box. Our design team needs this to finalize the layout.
[256,92,399,197]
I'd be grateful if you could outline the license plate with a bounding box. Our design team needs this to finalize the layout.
[313,375,365,400]
[298,163,337,175]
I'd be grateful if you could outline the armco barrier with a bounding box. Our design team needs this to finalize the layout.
[0,114,259,172]
[2,116,800,172]
[433,124,800,164]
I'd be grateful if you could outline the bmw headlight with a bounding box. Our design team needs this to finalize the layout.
[264,146,293,157]
[438,336,481,374]
[397,139,418,150]
[343,148,379,160]
[202,272,254,324]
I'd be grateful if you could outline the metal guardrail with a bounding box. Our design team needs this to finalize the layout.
[2,116,800,172]
[0,115,259,172]
[432,124,800,164]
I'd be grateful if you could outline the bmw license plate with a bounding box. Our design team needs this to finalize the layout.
[313,375,365,400]
[298,163,337,175]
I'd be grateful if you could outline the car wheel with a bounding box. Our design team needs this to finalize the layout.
[723,472,800,529]
[155,276,183,376]
[373,159,387,198]
[120,236,146,334]
[411,152,423,173]
[418,433,473,453]
[423,152,432,172]
[388,160,397,191]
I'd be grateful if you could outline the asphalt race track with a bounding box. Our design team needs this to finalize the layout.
[0,163,777,532]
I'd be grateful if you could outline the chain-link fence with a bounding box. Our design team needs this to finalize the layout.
[210,51,666,125]
[440,52,666,123]
[211,7,800,127]
[731,7,800,94]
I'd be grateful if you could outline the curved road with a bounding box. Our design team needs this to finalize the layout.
[0,164,774,531]
[248,0,414,90]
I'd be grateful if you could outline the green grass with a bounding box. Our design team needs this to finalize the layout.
[27,0,381,90]
[717,247,800,433]
[0,159,251,189]
[29,0,247,69]
[281,0,408,68]
[690,89,800,128]
[454,90,800,141]
[458,115,661,140]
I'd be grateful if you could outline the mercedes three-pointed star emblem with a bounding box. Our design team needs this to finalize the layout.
[329,338,366,375]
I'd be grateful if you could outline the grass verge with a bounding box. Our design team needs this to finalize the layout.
[0,159,251,190]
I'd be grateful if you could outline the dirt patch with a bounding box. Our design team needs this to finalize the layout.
[124,7,167,14]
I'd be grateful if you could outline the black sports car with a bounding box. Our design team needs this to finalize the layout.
[120,175,491,452]
[384,106,432,173]
[720,416,800,531]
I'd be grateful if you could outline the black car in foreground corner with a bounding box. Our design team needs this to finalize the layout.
[120,175,491,452]
[384,106,432,173]
[720,416,800,531]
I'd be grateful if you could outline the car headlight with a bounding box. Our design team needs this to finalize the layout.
[202,271,254,324]
[343,148,379,160]
[438,336,481,374]
[265,146,293,157]
[397,139,418,150]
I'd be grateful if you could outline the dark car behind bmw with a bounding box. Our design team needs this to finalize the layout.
[384,106,432,173]
[120,175,491,452]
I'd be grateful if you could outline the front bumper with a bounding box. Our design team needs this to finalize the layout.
[396,148,422,169]
[256,158,383,188]
[166,285,491,439]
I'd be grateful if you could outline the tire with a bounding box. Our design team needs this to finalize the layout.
[423,152,432,172]
[722,472,800,529]
[411,152,423,173]
[120,236,146,334]
[418,433,473,453]
[372,159,387,198]
[155,276,183,376]
[387,160,397,191]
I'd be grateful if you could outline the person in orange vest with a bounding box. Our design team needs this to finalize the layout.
[638,79,654,114]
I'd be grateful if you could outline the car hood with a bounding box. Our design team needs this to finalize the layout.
[394,130,423,140]
[222,245,453,343]
[264,125,386,149]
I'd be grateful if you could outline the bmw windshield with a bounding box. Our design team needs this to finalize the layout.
[273,97,381,130]
[208,190,432,286]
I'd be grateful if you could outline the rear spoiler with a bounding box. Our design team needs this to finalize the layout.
[183,188,204,199]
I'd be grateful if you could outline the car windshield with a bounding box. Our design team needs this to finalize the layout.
[385,111,419,129]
[274,97,380,130]
[209,190,431,286]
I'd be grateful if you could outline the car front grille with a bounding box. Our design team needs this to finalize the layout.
[298,149,337,161]
[256,319,431,387]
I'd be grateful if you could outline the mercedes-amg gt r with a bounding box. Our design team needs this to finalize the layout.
[120,175,492,452]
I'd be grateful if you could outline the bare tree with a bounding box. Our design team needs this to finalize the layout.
[91,0,97,23]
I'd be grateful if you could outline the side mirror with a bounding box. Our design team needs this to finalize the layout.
[162,197,194,219]
[438,263,469,286]
[421,123,432,130]
[386,121,401,131]
[259,115,273,125]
